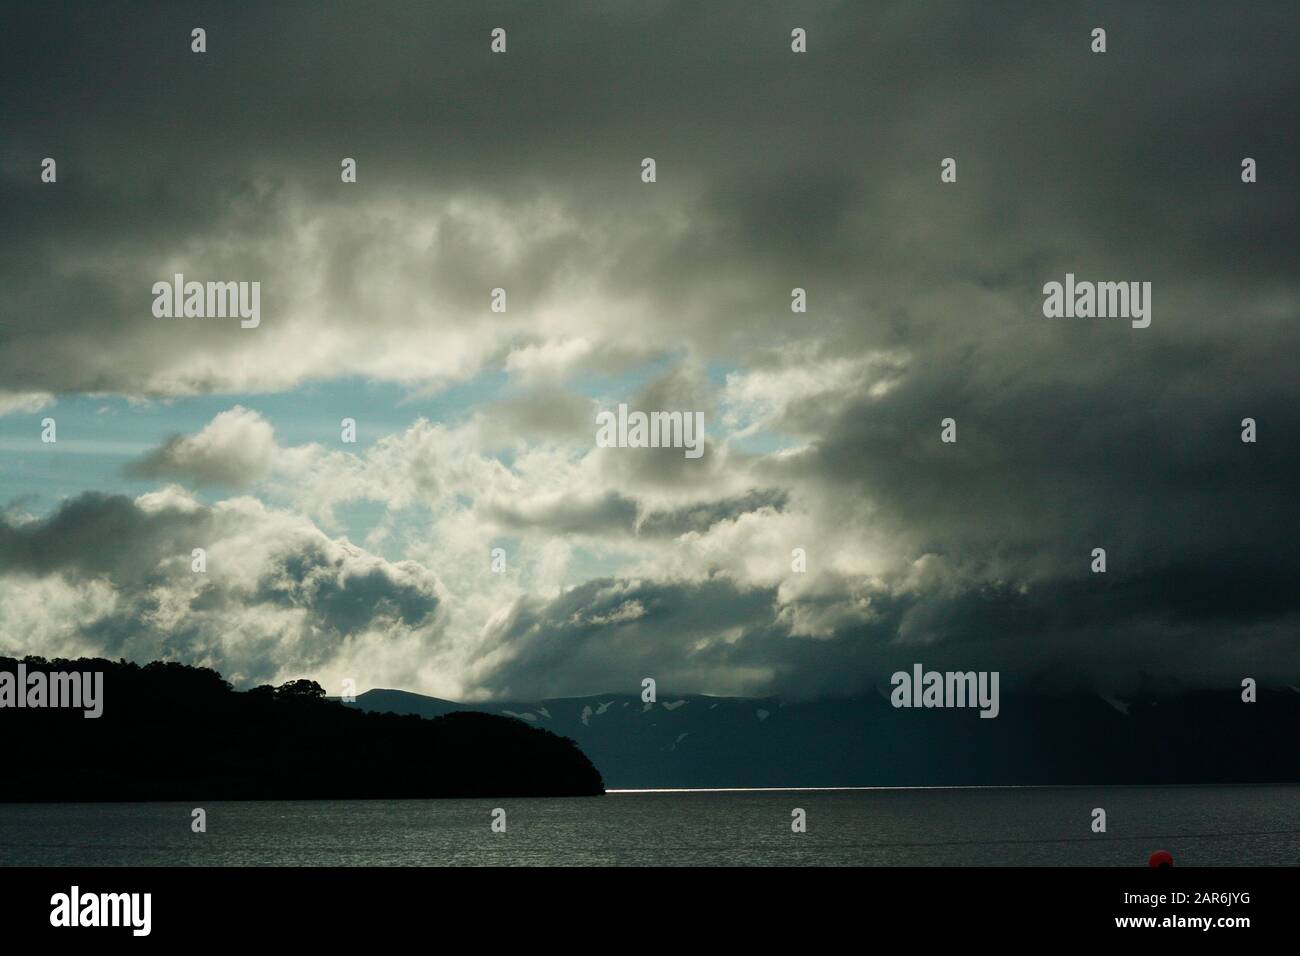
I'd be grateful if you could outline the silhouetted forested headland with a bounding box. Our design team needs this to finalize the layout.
[0,657,604,800]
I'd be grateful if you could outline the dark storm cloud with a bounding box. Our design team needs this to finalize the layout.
[0,492,213,589]
[252,540,440,634]
[782,349,1299,578]
[0,492,444,684]
[0,2,1295,696]
[476,576,783,699]
[480,568,1300,701]
[732,348,1300,692]
[3,0,1294,394]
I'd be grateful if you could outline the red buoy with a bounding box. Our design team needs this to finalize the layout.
[1148,850,1174,868]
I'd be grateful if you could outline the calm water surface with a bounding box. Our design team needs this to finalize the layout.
[1,785,1297,866]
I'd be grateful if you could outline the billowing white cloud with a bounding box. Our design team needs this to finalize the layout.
[127,405,278,486]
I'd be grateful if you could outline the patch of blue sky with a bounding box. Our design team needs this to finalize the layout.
[0,371,513,516]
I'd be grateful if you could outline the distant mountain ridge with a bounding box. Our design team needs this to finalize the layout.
[347,686,1300,789]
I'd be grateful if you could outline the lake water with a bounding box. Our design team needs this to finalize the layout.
[1,785,1297,866]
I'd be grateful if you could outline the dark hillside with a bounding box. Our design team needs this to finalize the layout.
[0,657,604,800]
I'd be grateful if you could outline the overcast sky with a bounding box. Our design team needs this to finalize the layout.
[0,2,1296,700]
